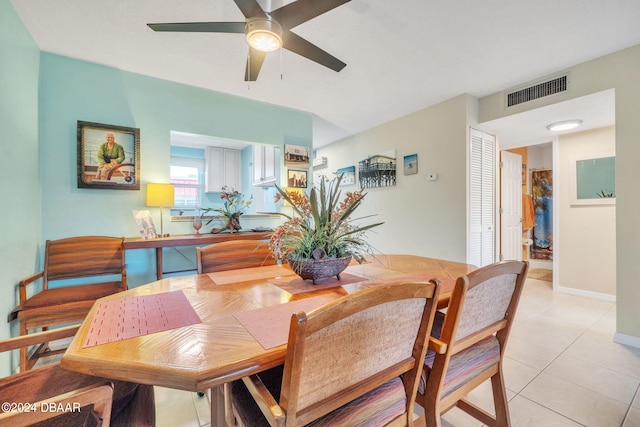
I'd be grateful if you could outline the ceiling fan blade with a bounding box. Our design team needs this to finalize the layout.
[245,48,267,81]
[270,0,351,29]
[147,22,245,33]
[282,31,346,72]
[233,0,267,19]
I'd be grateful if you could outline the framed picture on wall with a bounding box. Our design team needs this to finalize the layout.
[358,149,397,188]
[403,154,418,175]
[336,165,356,185]
[287,169,308,188]
[569,154,615,205]
[77,121,140,190]
[284,144,310,168]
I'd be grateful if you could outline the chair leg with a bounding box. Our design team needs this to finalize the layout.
[490,369,511,427]
[19,322,28,372]
[224,383,239,427]
[417,393,442,427]
[18,323,53,372]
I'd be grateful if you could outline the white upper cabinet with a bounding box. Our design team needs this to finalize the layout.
[205,147,241,192]
[253,145,278,186]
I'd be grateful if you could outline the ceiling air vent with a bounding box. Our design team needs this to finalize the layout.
[506,75,568,107]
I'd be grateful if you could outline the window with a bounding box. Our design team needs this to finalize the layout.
[170,156,205,207]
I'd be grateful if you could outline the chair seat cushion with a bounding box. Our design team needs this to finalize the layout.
[231,366,407,426]
[419,334,500,398]
[11,282,123,320]
[0,363,152,426]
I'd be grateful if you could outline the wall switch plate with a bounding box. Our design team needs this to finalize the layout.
[427,172,438,181]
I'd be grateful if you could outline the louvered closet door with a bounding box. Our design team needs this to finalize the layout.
[469,129,496,267]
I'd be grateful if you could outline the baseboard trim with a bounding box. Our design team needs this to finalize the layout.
[614,332,640,349]
[557,286,616,303]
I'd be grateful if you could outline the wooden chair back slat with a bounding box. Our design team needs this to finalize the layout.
[196,240,275,273]
[44,236,125,282]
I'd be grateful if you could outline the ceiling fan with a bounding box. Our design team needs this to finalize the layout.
[147,0,350,81]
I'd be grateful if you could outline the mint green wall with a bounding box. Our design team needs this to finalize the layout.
[0,0,41,374]
[38,53,312,285]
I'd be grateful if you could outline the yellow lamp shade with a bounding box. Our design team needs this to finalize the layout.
[146,183,174,207]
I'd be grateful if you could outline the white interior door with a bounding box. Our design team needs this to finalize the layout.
[469,129,496,267]
[500,151,522,261]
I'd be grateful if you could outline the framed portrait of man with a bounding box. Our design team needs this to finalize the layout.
[77,121,140,190]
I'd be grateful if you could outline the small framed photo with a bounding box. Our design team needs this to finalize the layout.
[77,121,140,190]
[284,144,310,168]
[404,154,418,175]
[133,210,157,240]
[336,166,356,186]
[287,169,308,188]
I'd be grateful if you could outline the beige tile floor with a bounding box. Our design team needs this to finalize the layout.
[155,270,640,426]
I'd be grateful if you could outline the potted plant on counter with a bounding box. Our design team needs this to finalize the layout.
[270,174,383,283]
[203,186,253,233]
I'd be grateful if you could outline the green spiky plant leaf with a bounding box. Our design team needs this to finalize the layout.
[269,174,383,263]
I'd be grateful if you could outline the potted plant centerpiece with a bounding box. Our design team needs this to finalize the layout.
[270,174,383,283]
[203,186,253,233]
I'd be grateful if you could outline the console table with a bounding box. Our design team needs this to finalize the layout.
[124,231,272,279]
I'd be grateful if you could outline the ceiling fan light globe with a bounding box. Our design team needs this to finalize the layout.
[246,18,282,52]
[247,31,282,52]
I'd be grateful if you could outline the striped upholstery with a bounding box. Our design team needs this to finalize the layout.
[231,366,406,427]
[419,310,501,397]
[419,335,500,397]
[307,377,406,427]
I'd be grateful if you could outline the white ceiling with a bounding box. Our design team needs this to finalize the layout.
[10,0,640,148]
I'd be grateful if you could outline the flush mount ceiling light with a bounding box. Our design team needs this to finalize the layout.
[245,18,282,52]
[546,119,583,132]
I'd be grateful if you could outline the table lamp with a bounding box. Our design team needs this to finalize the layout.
[146,183,174,238]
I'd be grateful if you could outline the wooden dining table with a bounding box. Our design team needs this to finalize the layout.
[61,254,475,425]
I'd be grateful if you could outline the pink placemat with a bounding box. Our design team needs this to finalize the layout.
[269,272,367,294]
[207,265,297,285]
[83,290,201,348]
[234,294,337,349]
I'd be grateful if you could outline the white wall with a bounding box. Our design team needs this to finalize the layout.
[315,94,472,263]
[558,127,616,297]
[480,45,640,343]
[528,144,553,171]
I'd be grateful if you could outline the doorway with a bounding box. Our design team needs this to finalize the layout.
[501,144,554,277]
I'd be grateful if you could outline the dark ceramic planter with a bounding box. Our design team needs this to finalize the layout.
[286,255,352,284]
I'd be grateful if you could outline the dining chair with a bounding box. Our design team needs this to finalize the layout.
[225,280,441,427]
[415,260,529,427]
[8,235,128,371]
[196,239,276,273]
[0,325,156,427]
